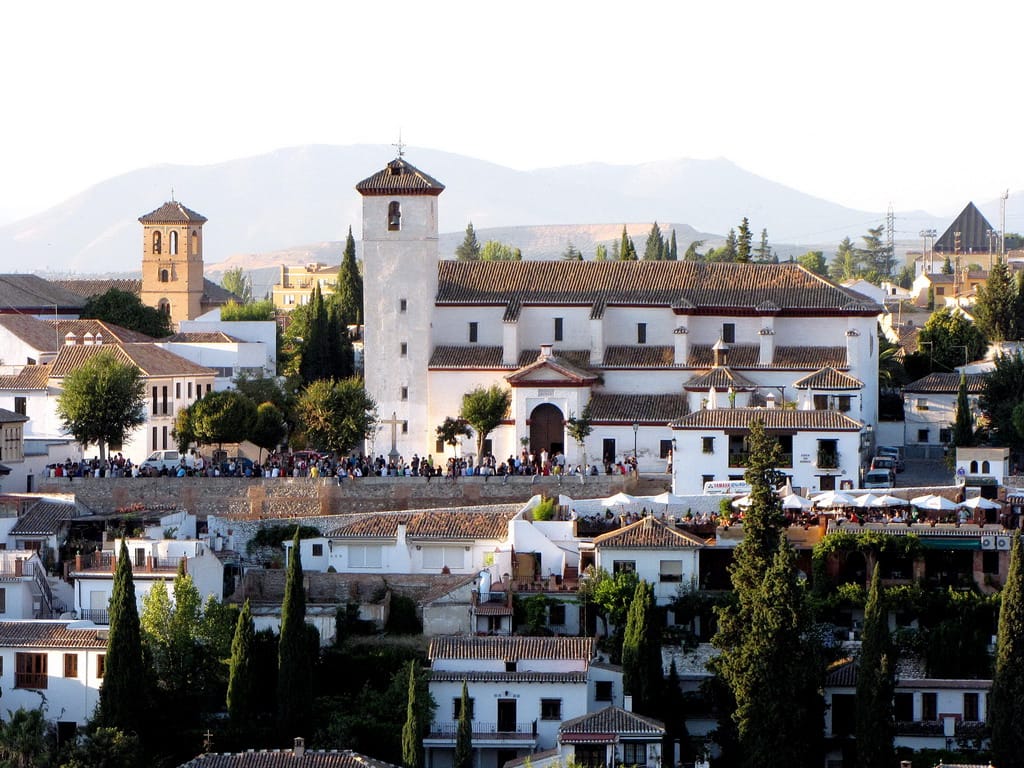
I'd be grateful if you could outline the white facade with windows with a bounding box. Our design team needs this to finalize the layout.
[593,517,702,605]
[902,372,985,457]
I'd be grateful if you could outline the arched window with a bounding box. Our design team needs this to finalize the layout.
[152,231,162,254]
[970,460,978,473]
[982,460,991,473]
[388,201,401,231]
[159,269,169,283]
[158,299,171,315]
[169,230,178,255]
[191,229,199,254]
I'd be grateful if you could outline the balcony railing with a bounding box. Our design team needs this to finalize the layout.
[728,452,793,468]
[81,608,109,625]
[895,720,942,736]
[817,452,839,469]
[15,673,48,689]
[430,721,537,739]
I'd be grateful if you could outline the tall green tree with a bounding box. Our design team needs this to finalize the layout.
[980,352,1024,447]
[460,385,511,459]
[621,581,662,715]
[918,306,987,372]
[181,389,258,450]
[278,531,313,738]
[296,377,377,454]
[402,662,423,768]
[453,681,473,768]
[455,223,482,261]
[974,259,1017,342]
[227,599,257,727]
[221,267,254,304]
[576,566,639,662]
[643,222,665,260]
[561,241,583,261]
[952,372,975,449]
[942,255,954,275]
[566,404,593,466]
[56,351,146,461]
[797,251,828,276]
[252,401,287,460]
[857,224,894,276]
[663,661,691,765]
[754,228,772,262]
[736,218,753,263]
[828,237,859,282]
[667,229,678,260]
[855,564,895,768]
[436,416,472,456]
[99,540,147,734]
[139,563,203,698]
[335,226,363,326]
[619,226,637,260]
[992,532,1024,768]
[81,287,172,338]
[594,243,608,261]
[683,239,704,261]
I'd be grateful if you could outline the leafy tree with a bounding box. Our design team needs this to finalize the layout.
[619,226,637,260]
[974,259,1017,342]
[99,541,147,734]
[566,403,593,465]
[829,237,859,282]
[183,389,258,449]
[797,251,828,276]
[736,217,753,263]
[436,416,472,456]
[952,372,975,449]
[56,351,145,461]
[227,599,258,727]
[942,255,953,275]
[460,385,511,459]
[221,299,275,321]
[857,224,894,276]
[577,566,639,661]
[610,240,620,260]
[918,306,987,372]
[252,401,287,460]
[402,662,424,768]
[140,565,203,698]
[60,726,140,768]
[683,239,704,261]
[561,241,583,261]
[707,229,738,262]
[335,226,363,326]
[594,243,608,261]
[481,240,522,261]
[234,371,292,414]
[278,530,314,738]
[455,222,481,261]
[855,564,895,768]
[992,532,1024,768]
[81,287,172,338]
[877,332,906,393]
[221,267,254,304]
[621,581,662,714]
[453,681,473,768]
[296,377,377,455]
[643,222,664,260]
[895,264,915,289]
[667,229,678,260]
[980,352,1024,448]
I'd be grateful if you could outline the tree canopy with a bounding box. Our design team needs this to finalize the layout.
[979,352,1024,447]
[455,222,482,261]
[81,287,172,338]
[917,306,987,372]
[177,389,257,449]
[335,225,364,325]
[460,385,511,459]
[296,377,377,455]
[974,259,1018,342]
[221,299,275,321]
[99,541,148,733]
[221,267,254,304]
[991,532,1024,768]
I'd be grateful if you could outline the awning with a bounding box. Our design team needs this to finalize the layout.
[920,538,980,550]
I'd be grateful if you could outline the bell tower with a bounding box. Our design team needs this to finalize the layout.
[356,156,444,459]
[138,200,208,327]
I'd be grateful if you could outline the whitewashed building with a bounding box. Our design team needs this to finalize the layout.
[902,372,985,458]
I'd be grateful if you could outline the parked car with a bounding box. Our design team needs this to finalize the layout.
[140,450,181,474]
[870,455,898,474]
[876,446,905,472]
[863,469,895,489]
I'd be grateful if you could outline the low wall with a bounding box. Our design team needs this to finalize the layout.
[37,474,636,517]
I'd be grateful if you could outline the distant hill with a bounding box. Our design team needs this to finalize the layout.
[0,144,966,275]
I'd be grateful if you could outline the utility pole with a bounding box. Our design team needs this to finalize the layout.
[886,204,895,277]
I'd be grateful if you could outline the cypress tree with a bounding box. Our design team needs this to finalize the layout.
[736,217,753,262]
[668,229,678,260]
[621,581,661,714]
[663,660,691,764]
[227,599,257,726]
[401,662,422,768]
[620,226,637,261]
[991,531,1024,768]
[455,223,481,261]
[952,372,974,448]
[335,226,363,326]
[855,564,895,768]
[299,284,324,384]
[643,222,664,260]
[453,681,473,768]
[278,531,312,739]
[99,540,147,733]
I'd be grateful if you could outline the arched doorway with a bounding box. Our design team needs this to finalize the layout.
[529,404,564,456]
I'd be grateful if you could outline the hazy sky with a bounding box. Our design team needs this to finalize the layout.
[2,0,1021,225]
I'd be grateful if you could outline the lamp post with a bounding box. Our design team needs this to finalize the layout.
[632,421,639,475]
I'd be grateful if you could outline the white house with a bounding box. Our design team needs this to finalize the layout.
[902,373,986,459]
[670,407,865,494]
[0,550,58,619]
[0,620,107,730]
[356,157,881,473]
[423,635,621,768]
[160,308,278,388]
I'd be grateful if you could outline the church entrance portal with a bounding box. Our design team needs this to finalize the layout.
[530,404,565,456]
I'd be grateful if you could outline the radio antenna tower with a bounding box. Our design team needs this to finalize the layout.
[886,203,895,275]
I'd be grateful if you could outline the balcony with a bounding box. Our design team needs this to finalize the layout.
[428,721,537,742]
[817,451,839,470]
[14,673,47,689]
[728,452,793,468]
[80,608,109,624]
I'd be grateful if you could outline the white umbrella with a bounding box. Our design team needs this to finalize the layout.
[958,496,1002,510]
[601,492,636,507]
[731,495,753,509]
[853,493,882,509]
[781,492,813,511]
[910,494,958,511]
[651,491,688,506]
[812,490,856,508]
[874,494,909,508]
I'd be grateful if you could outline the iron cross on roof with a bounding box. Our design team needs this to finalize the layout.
[392,131,406,158]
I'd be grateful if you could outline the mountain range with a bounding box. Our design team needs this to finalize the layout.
[1,144,1015,283]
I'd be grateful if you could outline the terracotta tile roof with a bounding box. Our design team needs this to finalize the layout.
[429,635,595,662]
[329,506,518,541]
[687,344,760,367]
[586,394,688,424]
[48,343,216,378]
[329,514,404,539]
[355,159,445,196]
[435,261,880,314]
[903,372,986,394]
[10,501,80,536]
[893,323,920,356]
[0,365,52,391]
[671,407,863,431]
[559,706,665,736]
[684,367,757,390]
[505,748,559,768]
[793,367,864,390]
[0,315,67,352]
[179,749,400,768]
[594,516,703,549]
[50,319,156,344]
[0,620,107,649]
[165,331,244,343]
[429,345,504,369]
[506,353,599,385]
[473,603,514,616]
[138,200,207,223]
[51,278,143,299]
[686,344,847,369]
[519,349,591,369]
[603,345,676,367]
[429,671,585,683]
[0,275,88,310]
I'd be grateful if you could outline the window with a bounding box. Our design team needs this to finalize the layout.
[175,382,181,399]
[402,420,408,434]
[983,550,999,575]
[311,544,324,557]
[423,546,466,570]
[469,322,478,343]
[436,437,445,453]
[982,460,991,473]
[916,398,929,411]
[549,603,566,625]
[938,427,951,444]
[159,269,169,283]
[188,382,193,399]
[660,439,673,459]
[162,426,168,450]
[152,231,162,254]
[660,560,683,582]
[14,397,26,416]
[970,460,978,473]
[388,201,402,231]
[162,386,168,415]
[918,429,929,443]
[401,387,408,401]
[936,286,945,296]
[64,653,78,678]
[964,692,980,721]
[483,438,492,457]
[400,342,408,357]
[207,384,212,395]
[837,395,852,412]
[894,693,913,721]
[169,230,178,255]
[0,587,5,613]
[15,652,47,689]
[453,696,474,719]
[813,394,828,411]
[595,680,613,701]
[191,230,199,254]
[152,386,159,415]
[152,426,158,450]
[505,661,517,672]
[348,545,382,568]
[722,323,736,343]
[540,699,562,720]
[399,298,407,312]
[554,317,563,342]
[96,654,105,679]
[922,692,937,721]
[637,322,647,344]
[623,744,647,765]
[159,299,171,315]
[134,548,146,567]
[612,560,636,575]
[702,437,715,454]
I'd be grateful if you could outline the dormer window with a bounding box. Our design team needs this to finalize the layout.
[388,201,401,231]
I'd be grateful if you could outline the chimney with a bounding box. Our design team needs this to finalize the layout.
[293,737,305,757]
[64,332,77,346]
[540,344,553,359]
[712,338,729,367]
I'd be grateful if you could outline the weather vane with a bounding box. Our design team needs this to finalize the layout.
[392,131,405,159]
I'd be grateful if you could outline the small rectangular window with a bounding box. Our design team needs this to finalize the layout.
[152,386,158,415]
[399,298,407,312]
[436,438,445,453]
[554,317,563,342]
[660,560,683,582]
[964,692,979,721]
[206,384,212,395]
[505,661,517,672]
[152,426,158,450]
[613,560,636,575]
[188,382,193,399]
[837,395,852,412]
[162,426,168,450]
[453,697,475,719]
[702,437,715,454]
[918,429,929,443]
[401,387,408,401]
[540,698,562,720]
[939,428,952,443]
[637,322,647,344]
[64,653,78,678]
[469,322,478,343]
[922,692,937,721]
[402,421,408,434]
[0,587,5,613]
[916,398,929,411]
[13,397,26,416]
[623,744,647,765]
[162,386,168,415]
[175,382,181,399]
[723,323,736,343]
[311,544,324,557]
[660,439,673,459]
[96,655,105,679]
[549,604,566,625]
[400,342,408,357]
[595,681,613,701]
[813,394,828,411]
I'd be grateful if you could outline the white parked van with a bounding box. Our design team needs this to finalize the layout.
[140,450,181,473]
[863,469,894,489]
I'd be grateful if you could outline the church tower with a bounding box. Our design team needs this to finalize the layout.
[356,156,444,460]
[138,200,208,327]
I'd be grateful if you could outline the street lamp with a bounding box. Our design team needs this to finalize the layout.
[632,421,639,474]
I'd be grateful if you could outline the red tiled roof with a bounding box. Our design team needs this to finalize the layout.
[559,706,665,736]
[435,261,880,314]
[51,278,142,299]
[428,635,595,662]
[429,671,585,683]
[10,501,80,536]
[355,159,445,196]
[594,516,703,549]
[686,344,847,369]
[793,367,864,390]
[0,620,107,649]
[903,372,987,394]
[0,365,51,391]
[506,353,599,386]
[138,200,207,224]
[586,394,688,424]
[684,367,757,390]
[48,343,215,378]
[179,749,399,768]
[50,319,156,344]
[0,315,67,352]
[330,506,518,541]
[671,407,863,431]
[429,346,504,369]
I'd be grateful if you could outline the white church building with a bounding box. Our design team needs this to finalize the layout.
[356,157,881,474]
